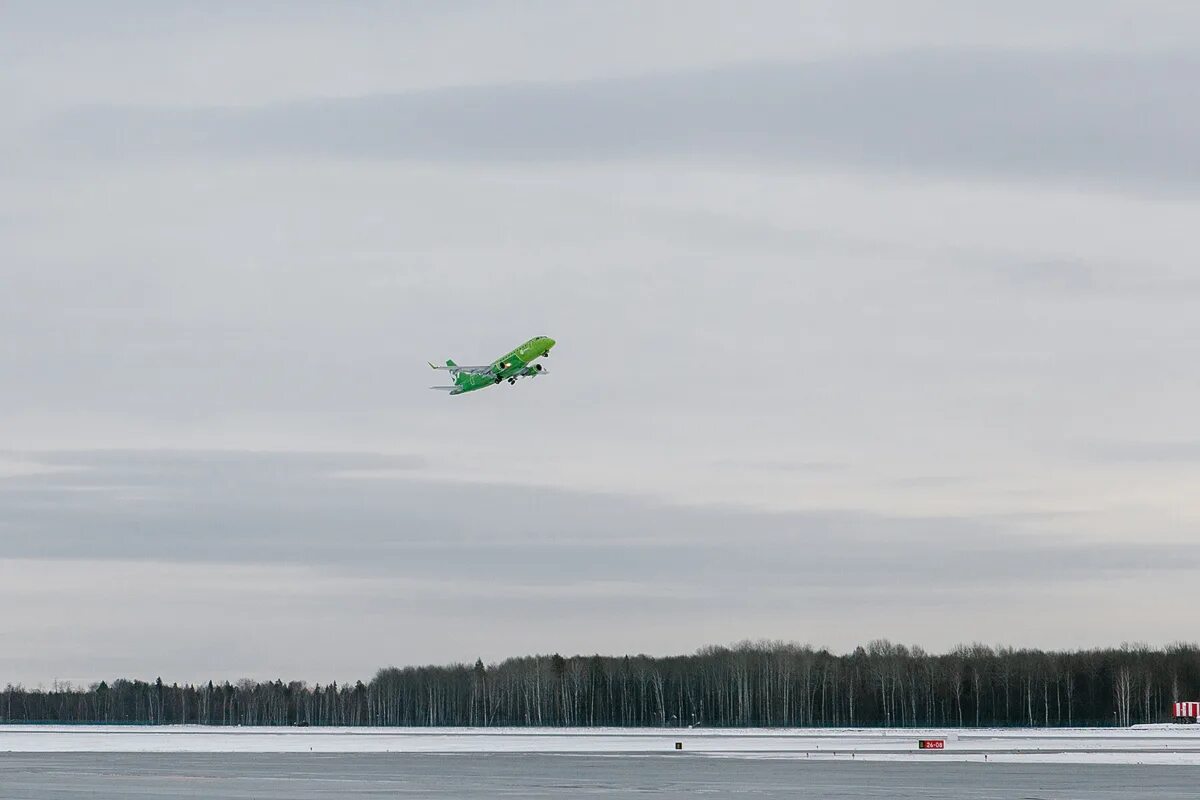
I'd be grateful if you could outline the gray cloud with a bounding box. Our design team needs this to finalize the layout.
[712,459,846,473]
[2,450,1193,591]
[888,475,968,488]
[1083,440,1200,464]
[42,51,1200,190]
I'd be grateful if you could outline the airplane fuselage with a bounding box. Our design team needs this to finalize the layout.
[451,336,555,394]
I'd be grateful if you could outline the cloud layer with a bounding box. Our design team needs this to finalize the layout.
[8,450,1191,583]
[3,449,1198,683]
[45,51,1200,191]
[3,2,1200,684]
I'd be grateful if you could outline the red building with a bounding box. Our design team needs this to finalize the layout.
[1173,702,1199,723]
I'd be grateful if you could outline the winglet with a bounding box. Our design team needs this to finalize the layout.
[428,361,437,369]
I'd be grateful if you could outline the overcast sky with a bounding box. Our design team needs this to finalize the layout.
[3,1,1199,686]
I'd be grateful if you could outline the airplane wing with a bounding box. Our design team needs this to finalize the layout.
[428,362,494,375]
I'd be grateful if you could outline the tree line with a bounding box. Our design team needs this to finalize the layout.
[4,641,1198,727]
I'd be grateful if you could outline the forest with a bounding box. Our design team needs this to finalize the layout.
[4,641,1198,728]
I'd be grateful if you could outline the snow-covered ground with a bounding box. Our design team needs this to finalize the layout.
[3,726,1200,764]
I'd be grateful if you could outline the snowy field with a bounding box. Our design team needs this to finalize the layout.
[3,726,1200,764]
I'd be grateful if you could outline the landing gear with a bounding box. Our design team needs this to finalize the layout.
[494,376,502,384]
[508,378,516,385]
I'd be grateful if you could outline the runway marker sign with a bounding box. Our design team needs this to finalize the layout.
[918,739,945,749]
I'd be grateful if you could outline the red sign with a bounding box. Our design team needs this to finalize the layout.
[918,739,945,749]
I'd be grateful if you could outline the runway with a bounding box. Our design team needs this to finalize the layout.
[2,752,1198,799]
[4,725,1200,763]
[4,726,1200,798]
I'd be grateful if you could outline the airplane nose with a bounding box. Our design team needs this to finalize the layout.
[545,338,556,349]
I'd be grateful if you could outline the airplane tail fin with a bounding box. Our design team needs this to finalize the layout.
[428,359,467,388]
[429,362,465,388]
[447,359,465,386]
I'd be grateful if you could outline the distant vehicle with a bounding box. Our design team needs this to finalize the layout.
[429,336,555,396]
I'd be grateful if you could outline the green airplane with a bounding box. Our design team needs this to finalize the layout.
[429,336,556,395]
